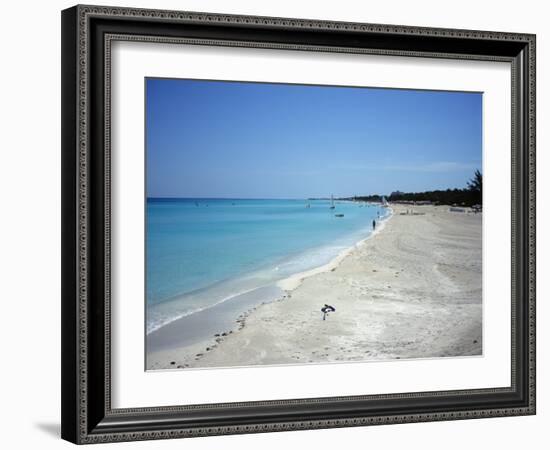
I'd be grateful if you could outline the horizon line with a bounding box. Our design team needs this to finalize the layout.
[147,195,390,201]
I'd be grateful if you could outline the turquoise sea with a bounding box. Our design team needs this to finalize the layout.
[146,198,389,335]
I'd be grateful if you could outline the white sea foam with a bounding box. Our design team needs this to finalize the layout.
[147,285,265,334]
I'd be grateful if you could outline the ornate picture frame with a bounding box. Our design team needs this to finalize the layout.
[61,4,536,444]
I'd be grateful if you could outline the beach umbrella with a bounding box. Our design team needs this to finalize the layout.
[321,304,336,320]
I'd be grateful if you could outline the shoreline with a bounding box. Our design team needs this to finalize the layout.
[276,208,393,291]
[147,204,482,370]
[146,207,391,347]
[146,203,388,337]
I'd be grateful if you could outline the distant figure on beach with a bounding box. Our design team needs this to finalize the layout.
[321,304,336,321]
[372,220,376,230]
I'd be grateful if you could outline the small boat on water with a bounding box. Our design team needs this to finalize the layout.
[334,213,344,218]
[329,194,335,209]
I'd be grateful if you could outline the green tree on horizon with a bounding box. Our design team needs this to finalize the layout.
[467,169,482,204]
[351,169,484,207]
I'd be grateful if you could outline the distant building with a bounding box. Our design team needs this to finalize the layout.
[390,191,403,197]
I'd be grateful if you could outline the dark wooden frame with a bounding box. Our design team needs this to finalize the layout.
[61,4,536,444]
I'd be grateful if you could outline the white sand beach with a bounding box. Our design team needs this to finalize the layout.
[147,204,482,370]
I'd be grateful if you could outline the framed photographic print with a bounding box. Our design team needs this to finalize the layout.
[61,4,536,444]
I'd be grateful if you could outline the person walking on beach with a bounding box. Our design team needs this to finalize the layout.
[372,219,376,230]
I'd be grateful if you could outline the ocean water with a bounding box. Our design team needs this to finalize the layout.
[146,198,389,335]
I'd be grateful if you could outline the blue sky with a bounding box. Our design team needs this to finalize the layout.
[146,78,482,199]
